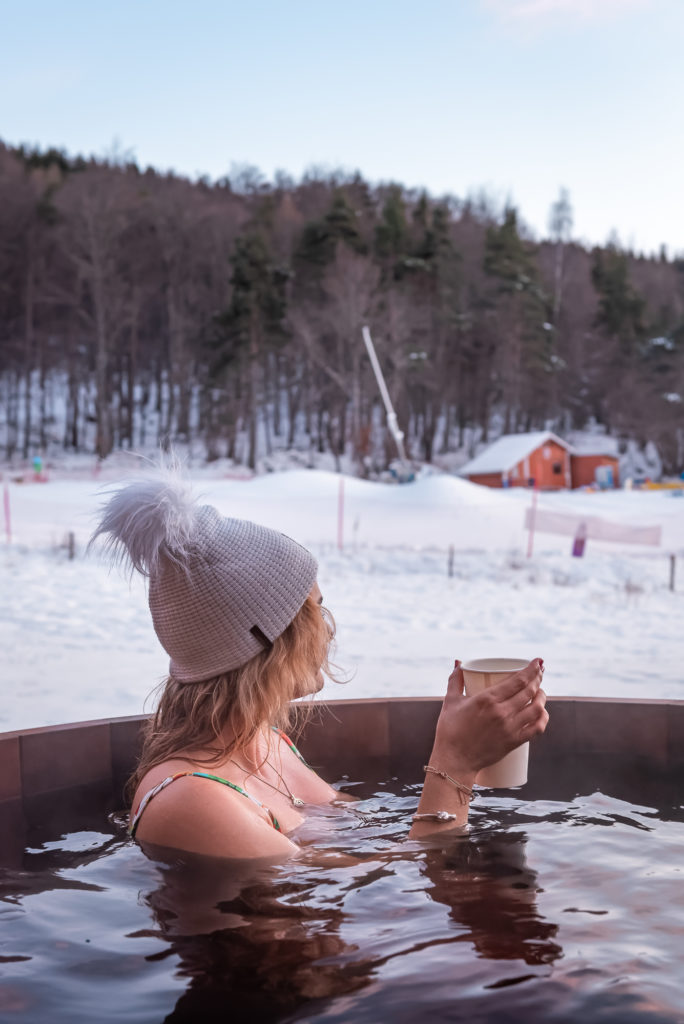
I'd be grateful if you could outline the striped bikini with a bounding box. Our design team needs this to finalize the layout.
[129,728,310,838]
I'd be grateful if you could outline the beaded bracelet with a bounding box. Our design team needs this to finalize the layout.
[423,765,474,801]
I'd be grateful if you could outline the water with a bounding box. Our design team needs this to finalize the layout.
[1,774,683,1023]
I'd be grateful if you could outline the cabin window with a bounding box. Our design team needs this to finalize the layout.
[553,461,563,474]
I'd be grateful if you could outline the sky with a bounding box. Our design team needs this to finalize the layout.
[2,0,683,255]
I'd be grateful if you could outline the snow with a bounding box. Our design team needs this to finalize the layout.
[2,467,684,732]
[566,432,620,457]
[458,432,572,476]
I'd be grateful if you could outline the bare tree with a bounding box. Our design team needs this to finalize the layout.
[319,245,380,465]
[56,167,135,457]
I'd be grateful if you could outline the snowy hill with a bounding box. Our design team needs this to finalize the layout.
[2,467,683,732]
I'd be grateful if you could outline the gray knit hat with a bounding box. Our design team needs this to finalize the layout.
[91,474,318,682]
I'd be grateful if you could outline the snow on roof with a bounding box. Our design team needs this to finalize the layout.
[566,432,620,457]
[458,432,573,476]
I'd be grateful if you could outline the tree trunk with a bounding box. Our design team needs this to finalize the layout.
[263,399,273,456]
[22,263,35,459]
[247,298,262,470]
[38,335,47,452]
[273,354,282,438]
[441,402,452,455]
[127,292,140,448]
[287,375,301,447]
[94,308,111,457]
[69,358,80,450]
[156,359,166,445]
[317,406,325,453]
[5,372,18,461]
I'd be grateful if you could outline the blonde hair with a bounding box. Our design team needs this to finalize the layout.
[127,595,337,803]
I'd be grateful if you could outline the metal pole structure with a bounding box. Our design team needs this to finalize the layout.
[361,326,407,462]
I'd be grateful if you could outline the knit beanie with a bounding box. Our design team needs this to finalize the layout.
[91,473,318,682]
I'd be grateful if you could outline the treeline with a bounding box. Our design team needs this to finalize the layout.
[1,141,684,472]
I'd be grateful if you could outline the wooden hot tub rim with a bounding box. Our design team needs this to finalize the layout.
[0,696,683,804]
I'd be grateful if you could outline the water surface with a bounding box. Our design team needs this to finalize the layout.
[1,774,683,1023]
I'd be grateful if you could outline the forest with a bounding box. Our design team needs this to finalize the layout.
[1,140,683,473]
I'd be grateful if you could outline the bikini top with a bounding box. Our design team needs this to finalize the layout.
[129,728,310,839]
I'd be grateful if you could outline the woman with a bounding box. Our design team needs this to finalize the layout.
[92,473,548,860]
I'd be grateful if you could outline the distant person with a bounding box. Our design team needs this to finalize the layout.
[91,470,547,860]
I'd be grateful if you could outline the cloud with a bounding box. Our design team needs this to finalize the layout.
[482,0,652,21]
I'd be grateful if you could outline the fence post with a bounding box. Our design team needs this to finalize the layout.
[670,554,676,592]
[448,545,455,577]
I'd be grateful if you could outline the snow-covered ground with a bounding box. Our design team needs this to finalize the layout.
[2,466,683,731]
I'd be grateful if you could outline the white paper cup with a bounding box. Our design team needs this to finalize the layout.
[461,658,531,788]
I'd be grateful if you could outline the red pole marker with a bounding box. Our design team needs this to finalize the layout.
[526,479,538,558]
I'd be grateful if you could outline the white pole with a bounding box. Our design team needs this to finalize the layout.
[361,326,407,462]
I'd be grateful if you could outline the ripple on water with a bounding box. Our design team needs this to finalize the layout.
[1,780,683,1023]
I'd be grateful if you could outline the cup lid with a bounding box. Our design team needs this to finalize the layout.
[461,658,530,673]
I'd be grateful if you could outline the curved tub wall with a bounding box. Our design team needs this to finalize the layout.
[1,696,683,807]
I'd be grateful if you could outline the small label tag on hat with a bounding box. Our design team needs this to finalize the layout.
[250,625,273,650]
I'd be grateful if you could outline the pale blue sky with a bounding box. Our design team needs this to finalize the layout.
[3,0,682,254]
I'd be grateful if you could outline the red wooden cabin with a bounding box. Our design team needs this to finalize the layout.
[459,432,572,489]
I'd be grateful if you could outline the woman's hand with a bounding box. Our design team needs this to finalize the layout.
[410,658,548,839]
[431,658,548,776]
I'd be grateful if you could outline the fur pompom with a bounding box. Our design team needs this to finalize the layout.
[90,471,197,577]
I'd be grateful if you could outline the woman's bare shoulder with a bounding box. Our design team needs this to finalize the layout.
[132,769,298,859]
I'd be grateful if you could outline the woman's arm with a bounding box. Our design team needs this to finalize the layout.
[409,658,547,839]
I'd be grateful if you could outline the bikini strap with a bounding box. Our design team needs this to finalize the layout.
[129,770,281,839]
[271,726,312,767]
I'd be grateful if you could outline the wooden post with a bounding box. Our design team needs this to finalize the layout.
[448,544,455,577]
[670,554,676,592]
[68,532,75,560]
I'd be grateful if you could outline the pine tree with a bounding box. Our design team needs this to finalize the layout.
[483,208,551,431]
[296,192,365,270]
[591,245,645,358]
[374,187,410,279]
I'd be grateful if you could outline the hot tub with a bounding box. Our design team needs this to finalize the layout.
[1,697,683,1023]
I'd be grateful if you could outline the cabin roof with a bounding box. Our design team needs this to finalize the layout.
[458,431,573,476]
[567,434,620,458]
